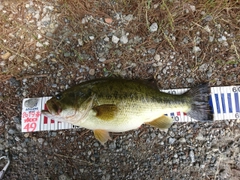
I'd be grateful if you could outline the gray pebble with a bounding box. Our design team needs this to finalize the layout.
[187,78,194,83]
[192,46,201,53]
[89,36,95,40]
[89,69,95,76]
[99,57,106,62]
[149,23,158,32]
[8,128,16,135]
[169,137,176,144]
[154,54,160,61]
[52,84,57,88]
[124,14,133,22]
[64,52,71,57]
[59,174,71,180]
[78,39,83,46]
[104,36,110,42]
[178,137,186,143]
[204,15,213,22]
[36,42,43,47]
[120,35,128,44]
[196,133,206,141]
[38,138,44,144]
[112,35,119,44]
[189,150,195,163]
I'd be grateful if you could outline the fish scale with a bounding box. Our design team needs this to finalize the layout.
[22,84,240,132]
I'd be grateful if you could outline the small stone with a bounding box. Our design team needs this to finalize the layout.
[204,15,213,22]
[1,52,11,60]
[89,36,94,40]
[52,84,57,88]
[81,17,88,24]
[64,52,71,57]
[99,57,106,62]
[192,46,201,53]
[149,23,158,32]
[24,133,30,138]
[112,35,119,44]
[35,54,41,60]
[178,137,186,143]
[51,132,57,136]
[204,25,211,33]
[189,150,195,163]
[196,133,205,141]
[105,17,113,24]
[9,55,16,61]
[169,137,176,144]
[89,69,95,76]
[38,138,44,144]
[187,78,194,83]
[154,54,160,61]
[78,39,83,46]
[209,36,214,42]
[189,5,196,12]
[59,174,71,180]
[36,42,43,47]
[124,14,133,22]
[120,35,128,44]
[104,37,109,42]
[93,142,99,147]
[8,128,16,135]
[15,136,21,142]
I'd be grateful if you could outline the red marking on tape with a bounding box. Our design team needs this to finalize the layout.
[44,104,55,124]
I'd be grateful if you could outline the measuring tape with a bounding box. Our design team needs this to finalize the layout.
[21,85,240,132]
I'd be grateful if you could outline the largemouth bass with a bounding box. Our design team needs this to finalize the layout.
[42,79,213,144]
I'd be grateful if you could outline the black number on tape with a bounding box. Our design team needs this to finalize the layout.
[174,116,179,122]
[235,113,240,119]
[168,90,176,94]
[232,86,240,92]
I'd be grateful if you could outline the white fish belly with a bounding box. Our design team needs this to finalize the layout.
[76,101,190,132]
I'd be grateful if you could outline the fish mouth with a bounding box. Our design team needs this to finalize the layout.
[44,100,62,115]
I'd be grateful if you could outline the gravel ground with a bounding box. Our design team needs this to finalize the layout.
[0,0,240,179]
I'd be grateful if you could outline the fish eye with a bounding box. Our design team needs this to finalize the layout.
[55,94,62,100]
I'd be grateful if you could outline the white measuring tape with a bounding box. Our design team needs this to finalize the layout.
[21,85,240,132]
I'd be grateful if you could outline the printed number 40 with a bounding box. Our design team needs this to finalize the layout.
[24,123,37,132]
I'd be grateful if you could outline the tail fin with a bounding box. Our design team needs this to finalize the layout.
[185,83,213,121]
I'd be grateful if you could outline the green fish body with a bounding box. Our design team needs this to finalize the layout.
[42,79,212,144]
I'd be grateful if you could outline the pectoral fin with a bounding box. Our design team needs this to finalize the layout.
[92,104,118,121]
[146,115,173,129]
[93,129,112,145]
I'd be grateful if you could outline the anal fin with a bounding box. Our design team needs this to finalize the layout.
[93,129,112,145]
[146,115,173,129]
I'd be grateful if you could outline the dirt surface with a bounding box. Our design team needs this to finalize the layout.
[0,0,240,179]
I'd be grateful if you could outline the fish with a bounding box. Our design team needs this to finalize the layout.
[42,78,213,145]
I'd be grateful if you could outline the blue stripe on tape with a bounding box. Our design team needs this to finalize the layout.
[215,94,221,113]
[221,93,226,113]
[234,93,240,112]
[227,93,232,113]
[170,112,174,117]
[209,96,213,113]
